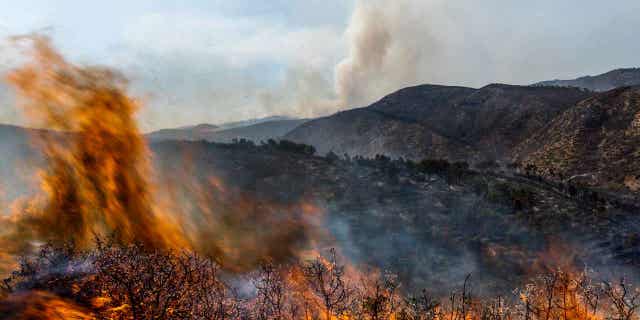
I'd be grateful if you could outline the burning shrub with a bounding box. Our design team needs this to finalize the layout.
[2,239,240,320]
[91,239,239,320]
[301,249,354,319]
[0,290,95,320]
[2,242,640,320]
[251,262,303,320]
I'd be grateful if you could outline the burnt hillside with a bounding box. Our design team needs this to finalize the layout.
[151,140,640,293]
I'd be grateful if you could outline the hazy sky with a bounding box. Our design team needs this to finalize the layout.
[0,0,638,131]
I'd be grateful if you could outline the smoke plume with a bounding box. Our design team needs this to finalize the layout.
[335,0,431,108]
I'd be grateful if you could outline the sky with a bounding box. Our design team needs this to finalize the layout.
[0,0,638,131]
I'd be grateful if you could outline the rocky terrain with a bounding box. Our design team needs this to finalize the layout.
[515,86,640,191]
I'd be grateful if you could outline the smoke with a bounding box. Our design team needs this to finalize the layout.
[335,0,434,108]
[254,0,438,116]
[107,0,441,125]
[256,67,339,119]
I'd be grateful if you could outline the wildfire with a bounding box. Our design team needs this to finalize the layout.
[0,35,638,320]
[4,35,187,253]
[1,35,324,269]
[0,291,95,320]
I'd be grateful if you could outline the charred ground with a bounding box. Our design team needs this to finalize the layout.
[151,139,640,293]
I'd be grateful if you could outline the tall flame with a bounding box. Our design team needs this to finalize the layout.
[4,35,187,252]
[1,35,323,272]
[0,291,95,320]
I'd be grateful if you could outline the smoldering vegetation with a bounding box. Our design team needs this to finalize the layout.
[2,240,640,320]
[149,140,640,293]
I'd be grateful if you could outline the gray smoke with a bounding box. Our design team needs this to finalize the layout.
[335,0,427,108]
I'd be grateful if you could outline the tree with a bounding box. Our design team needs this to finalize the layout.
[302,249,352,319]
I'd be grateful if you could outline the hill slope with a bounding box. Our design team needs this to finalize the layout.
[152,141,640,292]
[286,84,591,161]
[515,86,640,191]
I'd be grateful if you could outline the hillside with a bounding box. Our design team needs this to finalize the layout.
[515,86,640,191]
[285,84,591,161]
[2,126,639,291]
[534,68,640,91]
[150,140,640,293]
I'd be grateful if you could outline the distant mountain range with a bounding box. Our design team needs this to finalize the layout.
[533,68,640,91]
[147,116,307,143]
[215,115,296,130]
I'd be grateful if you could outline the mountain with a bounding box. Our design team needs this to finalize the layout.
[216,115,295,130]
[533,68,640,92]
[285,84,591,161]
[147,117,307,143]
[515,86,640,191]
[191,119,308,143]
[146,123,219,142]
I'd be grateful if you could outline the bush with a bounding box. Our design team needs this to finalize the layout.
[3,242,640,320]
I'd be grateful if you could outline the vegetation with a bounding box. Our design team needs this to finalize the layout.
[227,138,317,155]
[2,241,640,320]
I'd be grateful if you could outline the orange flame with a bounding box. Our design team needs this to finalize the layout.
[3,35,187,253]
[0,291,95,320]
[2,35,330,274]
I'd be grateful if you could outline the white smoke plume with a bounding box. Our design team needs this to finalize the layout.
[335,0,437,108]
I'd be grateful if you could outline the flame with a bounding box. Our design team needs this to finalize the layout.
[152,142,328,271]
[3,35,188,254]
[1,35,332,274]
[517,270,603,320]
[0,291,95,320]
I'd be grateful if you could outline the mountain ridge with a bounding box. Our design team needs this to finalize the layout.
[147,117,307,143]
[515,85,640,191]
[285,83,592,162]
[533,68,640,91]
